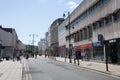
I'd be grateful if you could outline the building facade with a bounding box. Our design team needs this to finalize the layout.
[50,18,64,56]
[64,0,120,63]
[38,39,46,55]
[0,26,18,55]
[58,21,66,57]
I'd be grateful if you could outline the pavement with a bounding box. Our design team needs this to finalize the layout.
[22,58,32,80]
[55,57,120,78]
[0,60,22,80]
[0,56,120,80]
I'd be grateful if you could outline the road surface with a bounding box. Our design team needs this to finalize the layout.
[23,56,119,80]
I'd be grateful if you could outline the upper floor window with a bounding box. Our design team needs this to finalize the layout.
[74,33,77,42]
[84,28,87,40]
[88,26,92,38]
[99,19,104,27]
[76,31,80,42]
[93,22,99,30]
[105,14,112,24]
[114,10,120,21]
[80,30,83,41]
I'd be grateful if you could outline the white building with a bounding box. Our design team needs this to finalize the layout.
[38,39,46,55]
[64,0,120,63]
[58,21,66,57]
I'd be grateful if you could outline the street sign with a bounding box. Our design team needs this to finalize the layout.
[98,34,103,41]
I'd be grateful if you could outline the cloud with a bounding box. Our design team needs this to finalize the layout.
[66,1,78,9]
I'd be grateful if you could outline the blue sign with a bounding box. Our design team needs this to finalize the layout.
[73,46,77,49]
[92,42,102,47]
[98,34,103,41]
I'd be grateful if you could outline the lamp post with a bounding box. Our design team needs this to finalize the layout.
[29,34,38,56]
[63,11,72,63]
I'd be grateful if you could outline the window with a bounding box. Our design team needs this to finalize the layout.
[80,30,83,41]
[88,26,92,38]
[66,36,69,41]
[106,14,112,24]
[84,28,87,40]
[99,19,104,27]
[93,22,99,30]
[69,0,108,28]
[79,31,81,41]
[74,33,77,42]
[114,10,120,21]
[65,26,68,30]
[71,34,74,39]
[77,31,80,41]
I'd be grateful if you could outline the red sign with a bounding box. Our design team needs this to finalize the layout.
[77,43,92,49]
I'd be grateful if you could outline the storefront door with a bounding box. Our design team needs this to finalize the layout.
[110,43,118,63]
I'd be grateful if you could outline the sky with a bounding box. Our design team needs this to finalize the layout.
[0,0,83,45]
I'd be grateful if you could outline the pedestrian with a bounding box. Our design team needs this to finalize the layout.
[26,53,29,59]
[73,53,76,64]
[81,50,85,61]
[76,51,81,65]
[13,52,16,61]
[35,52,38,59]
[86,50,90,61]
[16,53,21,61]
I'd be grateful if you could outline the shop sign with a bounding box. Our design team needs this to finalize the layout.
[77,43,92,49]
[73,46,77,49]
[92,42,102,47]
[109,39,116,43]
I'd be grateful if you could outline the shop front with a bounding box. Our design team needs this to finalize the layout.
[58,45,66,57]
[92,42,104,61]
[105,38,120,64]
[76,43,92,61]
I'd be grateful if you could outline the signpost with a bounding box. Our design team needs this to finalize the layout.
[98,34,108,71]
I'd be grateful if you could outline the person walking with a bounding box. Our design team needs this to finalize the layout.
[13,52,16,61]
[73,53,76,64]
[76,51,81,65]
[81,50,85,61]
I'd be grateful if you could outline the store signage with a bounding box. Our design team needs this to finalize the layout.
[77,43,92,49]
[109,39,116,43]
[92,42,102,46]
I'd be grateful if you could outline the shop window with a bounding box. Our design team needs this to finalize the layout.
[105,15,112,25]
[114,10,120,21]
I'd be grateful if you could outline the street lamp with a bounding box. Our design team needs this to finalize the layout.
[63,11,72,63]
[29,34,38,57]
